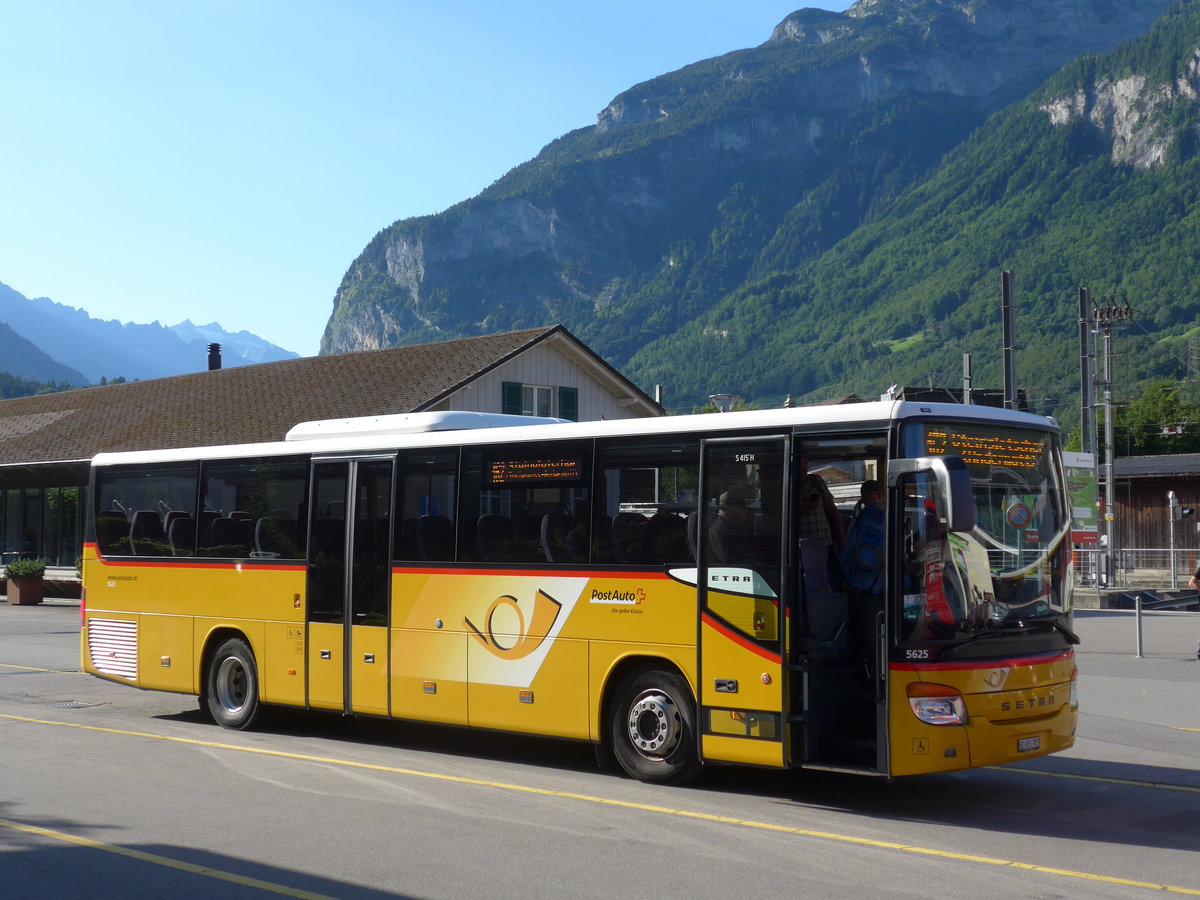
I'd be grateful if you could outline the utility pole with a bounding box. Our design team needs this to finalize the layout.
[1078,288,1094,455]
[1093,295,1136,587]
[1002,271,1017,410]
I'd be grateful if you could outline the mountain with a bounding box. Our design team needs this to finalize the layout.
[627,0,1200,427]
[0,319,87,386]
[0,282,300,384]
[320,0,1175,420]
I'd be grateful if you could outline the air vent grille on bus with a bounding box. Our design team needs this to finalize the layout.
[88,618,138,681]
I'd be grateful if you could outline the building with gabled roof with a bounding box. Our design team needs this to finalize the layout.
[0,325,661,571]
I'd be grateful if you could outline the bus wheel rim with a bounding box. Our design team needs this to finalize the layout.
[627,689,681,758]
[215,656,247,712]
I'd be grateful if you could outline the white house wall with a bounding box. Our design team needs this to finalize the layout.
[434,343,650,421]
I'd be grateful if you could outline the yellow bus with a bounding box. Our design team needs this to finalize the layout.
[81,402,1077,782]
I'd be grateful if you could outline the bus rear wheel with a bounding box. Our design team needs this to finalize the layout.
[206,637,267,730]
[609,667,701,784]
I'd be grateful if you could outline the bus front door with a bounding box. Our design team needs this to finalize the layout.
[697,436,789,768]
[306,457,394,716]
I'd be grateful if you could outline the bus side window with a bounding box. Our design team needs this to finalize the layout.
[459,442,591,566]
[395,450,459,562]
[197,457,308,560]
[94,463,198,558]
[595,436,699,568]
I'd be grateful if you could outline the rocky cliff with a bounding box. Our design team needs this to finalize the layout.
[320,0,1174,407]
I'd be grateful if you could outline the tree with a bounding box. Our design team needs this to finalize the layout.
[1108,379,1200,456]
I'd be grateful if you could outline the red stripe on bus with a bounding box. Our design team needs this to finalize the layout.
[87,557,304,573]
[700,612,781,664]
[890,649,1074,672]
[392,566,674,579]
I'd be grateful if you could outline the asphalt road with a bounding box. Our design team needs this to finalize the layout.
[1,601,1198,899]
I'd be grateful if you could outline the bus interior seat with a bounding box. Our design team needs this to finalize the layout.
[255,516,298,558]
[475,514,514,561]
[416,514,455,561]
[168,515,195,557]
[197,510,220,543]
[129,510,166,555]
[162,509,188,536]
[95,512,131,555]
[611,512,648,564]
[209,516,252,557]
[540,513,572,562]
[646,512,689,564]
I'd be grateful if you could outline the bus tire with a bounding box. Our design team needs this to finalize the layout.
[609,666,701,784]
[206,637,267,730]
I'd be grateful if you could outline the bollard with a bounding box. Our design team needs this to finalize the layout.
[1135,594,1144,658]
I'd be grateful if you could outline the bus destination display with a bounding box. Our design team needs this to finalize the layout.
[488,457,583,485]
[925,429,1042,469]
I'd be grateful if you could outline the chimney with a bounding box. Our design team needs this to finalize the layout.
[207,343,222,371]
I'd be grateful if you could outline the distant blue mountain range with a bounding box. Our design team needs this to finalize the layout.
[0,281,299,385]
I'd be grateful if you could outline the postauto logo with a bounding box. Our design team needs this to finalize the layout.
[464,590,563,661]
[589,587,644,605]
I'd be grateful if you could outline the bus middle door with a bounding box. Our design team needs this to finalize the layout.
[697,436,789,769]
[306,457,394,716]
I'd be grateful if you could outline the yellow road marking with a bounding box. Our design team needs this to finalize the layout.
[3,712,1199,896]
[0,663,80,675]
[0,816,337,899]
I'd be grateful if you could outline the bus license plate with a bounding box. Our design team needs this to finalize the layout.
[1017,736,1041,753]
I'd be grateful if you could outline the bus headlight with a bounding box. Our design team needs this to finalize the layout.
[907,683,967,726]
[1069,673,1078,709]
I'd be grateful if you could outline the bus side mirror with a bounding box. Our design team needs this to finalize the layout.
[887,456,975,533]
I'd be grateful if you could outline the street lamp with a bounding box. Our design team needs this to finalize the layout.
[709,394,741,413]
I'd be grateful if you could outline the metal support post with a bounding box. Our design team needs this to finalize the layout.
[1169,490,1178,589]
[1135,595,1144,658]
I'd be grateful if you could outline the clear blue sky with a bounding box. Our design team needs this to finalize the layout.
[0,1,853,357]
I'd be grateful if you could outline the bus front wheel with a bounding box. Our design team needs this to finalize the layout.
[206,637,267,730]
[609,667,701,784]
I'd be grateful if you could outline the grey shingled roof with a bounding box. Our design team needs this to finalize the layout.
[1114,454,1200,478]
[0,325,599,469]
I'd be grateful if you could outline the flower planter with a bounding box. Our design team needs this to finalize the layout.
[7,576,43,605]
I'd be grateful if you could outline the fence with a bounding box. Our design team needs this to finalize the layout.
[1074,546,1199,591]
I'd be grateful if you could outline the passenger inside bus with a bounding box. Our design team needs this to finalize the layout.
[707,487,753,564]
[796,456,845,593]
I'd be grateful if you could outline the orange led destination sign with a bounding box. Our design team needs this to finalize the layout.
[488,457,584,485]
[925,429,1042,469]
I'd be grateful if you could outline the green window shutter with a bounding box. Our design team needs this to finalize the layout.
[558,386,579,421]
[503,381,523,415]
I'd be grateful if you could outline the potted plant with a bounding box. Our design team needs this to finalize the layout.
[4,558,46,606]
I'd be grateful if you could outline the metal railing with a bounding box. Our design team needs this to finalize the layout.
[1133,592,1200,657]
[1073,546,1199,590]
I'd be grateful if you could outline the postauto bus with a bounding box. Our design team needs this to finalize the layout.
[81,401,1077,782]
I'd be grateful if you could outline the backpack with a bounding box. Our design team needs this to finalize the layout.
[841,502,885,592]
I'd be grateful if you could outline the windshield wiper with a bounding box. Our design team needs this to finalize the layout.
[938,619,1079,658]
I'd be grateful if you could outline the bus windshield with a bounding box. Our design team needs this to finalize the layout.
[899,420,1072,647]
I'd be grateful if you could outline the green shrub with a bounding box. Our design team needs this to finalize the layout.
[4,558,46,579]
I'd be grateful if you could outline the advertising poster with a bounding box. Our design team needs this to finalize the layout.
[1063,451,1098,544]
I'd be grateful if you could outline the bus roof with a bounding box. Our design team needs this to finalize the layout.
[90,400,1058,467]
